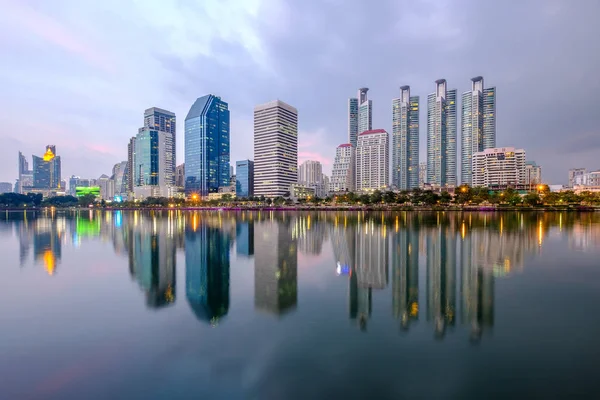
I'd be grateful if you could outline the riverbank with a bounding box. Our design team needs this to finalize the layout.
[1,205,598,212]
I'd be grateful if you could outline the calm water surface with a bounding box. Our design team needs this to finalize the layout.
[1,210,600,399]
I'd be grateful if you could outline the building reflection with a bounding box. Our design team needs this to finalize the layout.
[236,221,254,257]
[391,214,419,331]
[128,214,176,309]
[295,214,328,255]
[254,213,298,316]
[185,219,230,325]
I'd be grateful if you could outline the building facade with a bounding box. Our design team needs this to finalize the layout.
[254,100,298,197]
[472,147,526,187]
[0,182,12,194]
[427,80,457,187]
[298,160,323,186]
[358,88,372,136]
[331,144,355,192]
[185,95,230,196]
[18,151,33,194]
[419,162,427,189]
[461,77,496,185]
[392,86,420,190]
[32,146,61,190]
[133,128,172,197]
[235,159,254,198]
[569,168,587,188]
[175,163,185,188]
[356,129,389,192]
[525,161,542,185]
[144,107,176,185]
[127,137,136,194]
[111,161,128,198]
[348,98,358,147]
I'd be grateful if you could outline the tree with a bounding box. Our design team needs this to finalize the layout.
[78,194,97,207]
[523,192,541,206]
[274,196,286,205]
[455,185,472,204]
[221,194,232,202]
[440,191,452,204]
[26,193,43,206]
[371,190,383,204]
[346,192,357,204]
[502,188,522,206]
[383,191,396,204]
[265,198,272,205]
[310,196,320,204]
[543,192,560,205]
[422,191,440,205]
[358,194,371,204]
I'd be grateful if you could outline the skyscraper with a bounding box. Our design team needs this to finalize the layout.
[356,129,389,191]
[185,95,230,196]
[254,100,298,197]
[427,80,457,187]
[358,88,372,136]
[32,146,61,190]
[331,144,355,193]
[461,77,496,185]
[392,86,420,190]
[235,159,254,198]
[133,128,173,198]
[18,151,33,194]
[348,98,358,147]
[127,137,135,194]
[144,107,176,185]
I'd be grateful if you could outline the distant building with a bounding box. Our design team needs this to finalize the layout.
[392,86,420,190]
[98,174,115,201]
[290,184,316,200]
[298,160,327,197]
[144,107,176,183]
[185,95,230,196]
[419,162,427,188]
[133,128,173,198]
[348,88,372,147]
[18,151,33,194]
[427,79,457,187]
[254,100,298,197]
[573,170,600,187]
[0,182,12,194]
[230,165,234,179]
[235,159,254,198]
[32,145,62,190]
[356,129,389,192]
[112,161,128,198]
[175,163,185,188]
[472,147,526,187]
[569,168,587,188]
[525,161,542,185]
[331,144,355,193]
[322,174,330,196]
[236,221,254,257]
[461,76,496,185]
[127,137,136,193]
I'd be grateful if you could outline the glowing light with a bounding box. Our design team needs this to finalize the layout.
[42,148,55,161]
[43,250,56,275]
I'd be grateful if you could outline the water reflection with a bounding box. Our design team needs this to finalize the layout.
[3,210,600,340]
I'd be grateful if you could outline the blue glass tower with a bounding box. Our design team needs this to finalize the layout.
[184,95,230,196]
[235,159,254,198]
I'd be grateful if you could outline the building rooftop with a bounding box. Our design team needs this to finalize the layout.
[359,129,387,136]
[338,143,352,147]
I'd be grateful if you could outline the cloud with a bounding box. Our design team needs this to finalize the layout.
[1,0,599,185]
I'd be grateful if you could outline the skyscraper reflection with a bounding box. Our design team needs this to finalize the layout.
[236,221,254,257]
[254,213,298,316]
[186,221,230,325]
[129,215,176,309]
[426,224,457,339]
[391,214,419,331]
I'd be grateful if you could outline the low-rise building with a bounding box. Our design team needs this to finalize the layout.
[472,147,526,187]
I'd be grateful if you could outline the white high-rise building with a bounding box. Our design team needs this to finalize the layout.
[356,129,389,192]
[331,144,355,192]
[427,79,457,187]
[472,147,526,187]
[254,100,298,197]
[298,160,323,186]
[525,161,542,185]
[461,77,496,185]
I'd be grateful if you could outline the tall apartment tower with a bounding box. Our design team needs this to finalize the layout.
[461,77,496,185]
[427,79,457,187]
[358,88,372,136]
[254,100,298,197]
[184,95,230,196]
[392,86,420,190]
[331,144,356,192]
[356,129,389,192]
[127,137,136,193]
[348,98,358,147]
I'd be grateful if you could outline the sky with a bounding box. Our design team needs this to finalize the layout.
[1,0,599,185]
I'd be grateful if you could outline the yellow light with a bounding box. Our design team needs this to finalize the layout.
[43,250,56,275]
[537,185,544,191]
[42,148,55,161]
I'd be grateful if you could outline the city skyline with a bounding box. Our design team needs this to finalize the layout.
[1,1,598,185]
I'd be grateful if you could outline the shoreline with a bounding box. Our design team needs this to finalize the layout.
[1,205,597,212]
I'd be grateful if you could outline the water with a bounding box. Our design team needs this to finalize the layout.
[1,210,600,399]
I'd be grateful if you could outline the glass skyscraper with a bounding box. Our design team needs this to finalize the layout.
[392,86,420,190]
[235,159,254,198]
[133,129,160,186]
[32,146,61,190]
[461,77,496,185]
[185,95,230,196]
[427,80,457,187]
[348,98,358,147]
[143,107,176,186]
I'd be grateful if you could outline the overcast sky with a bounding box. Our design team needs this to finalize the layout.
[1,0,599,185]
